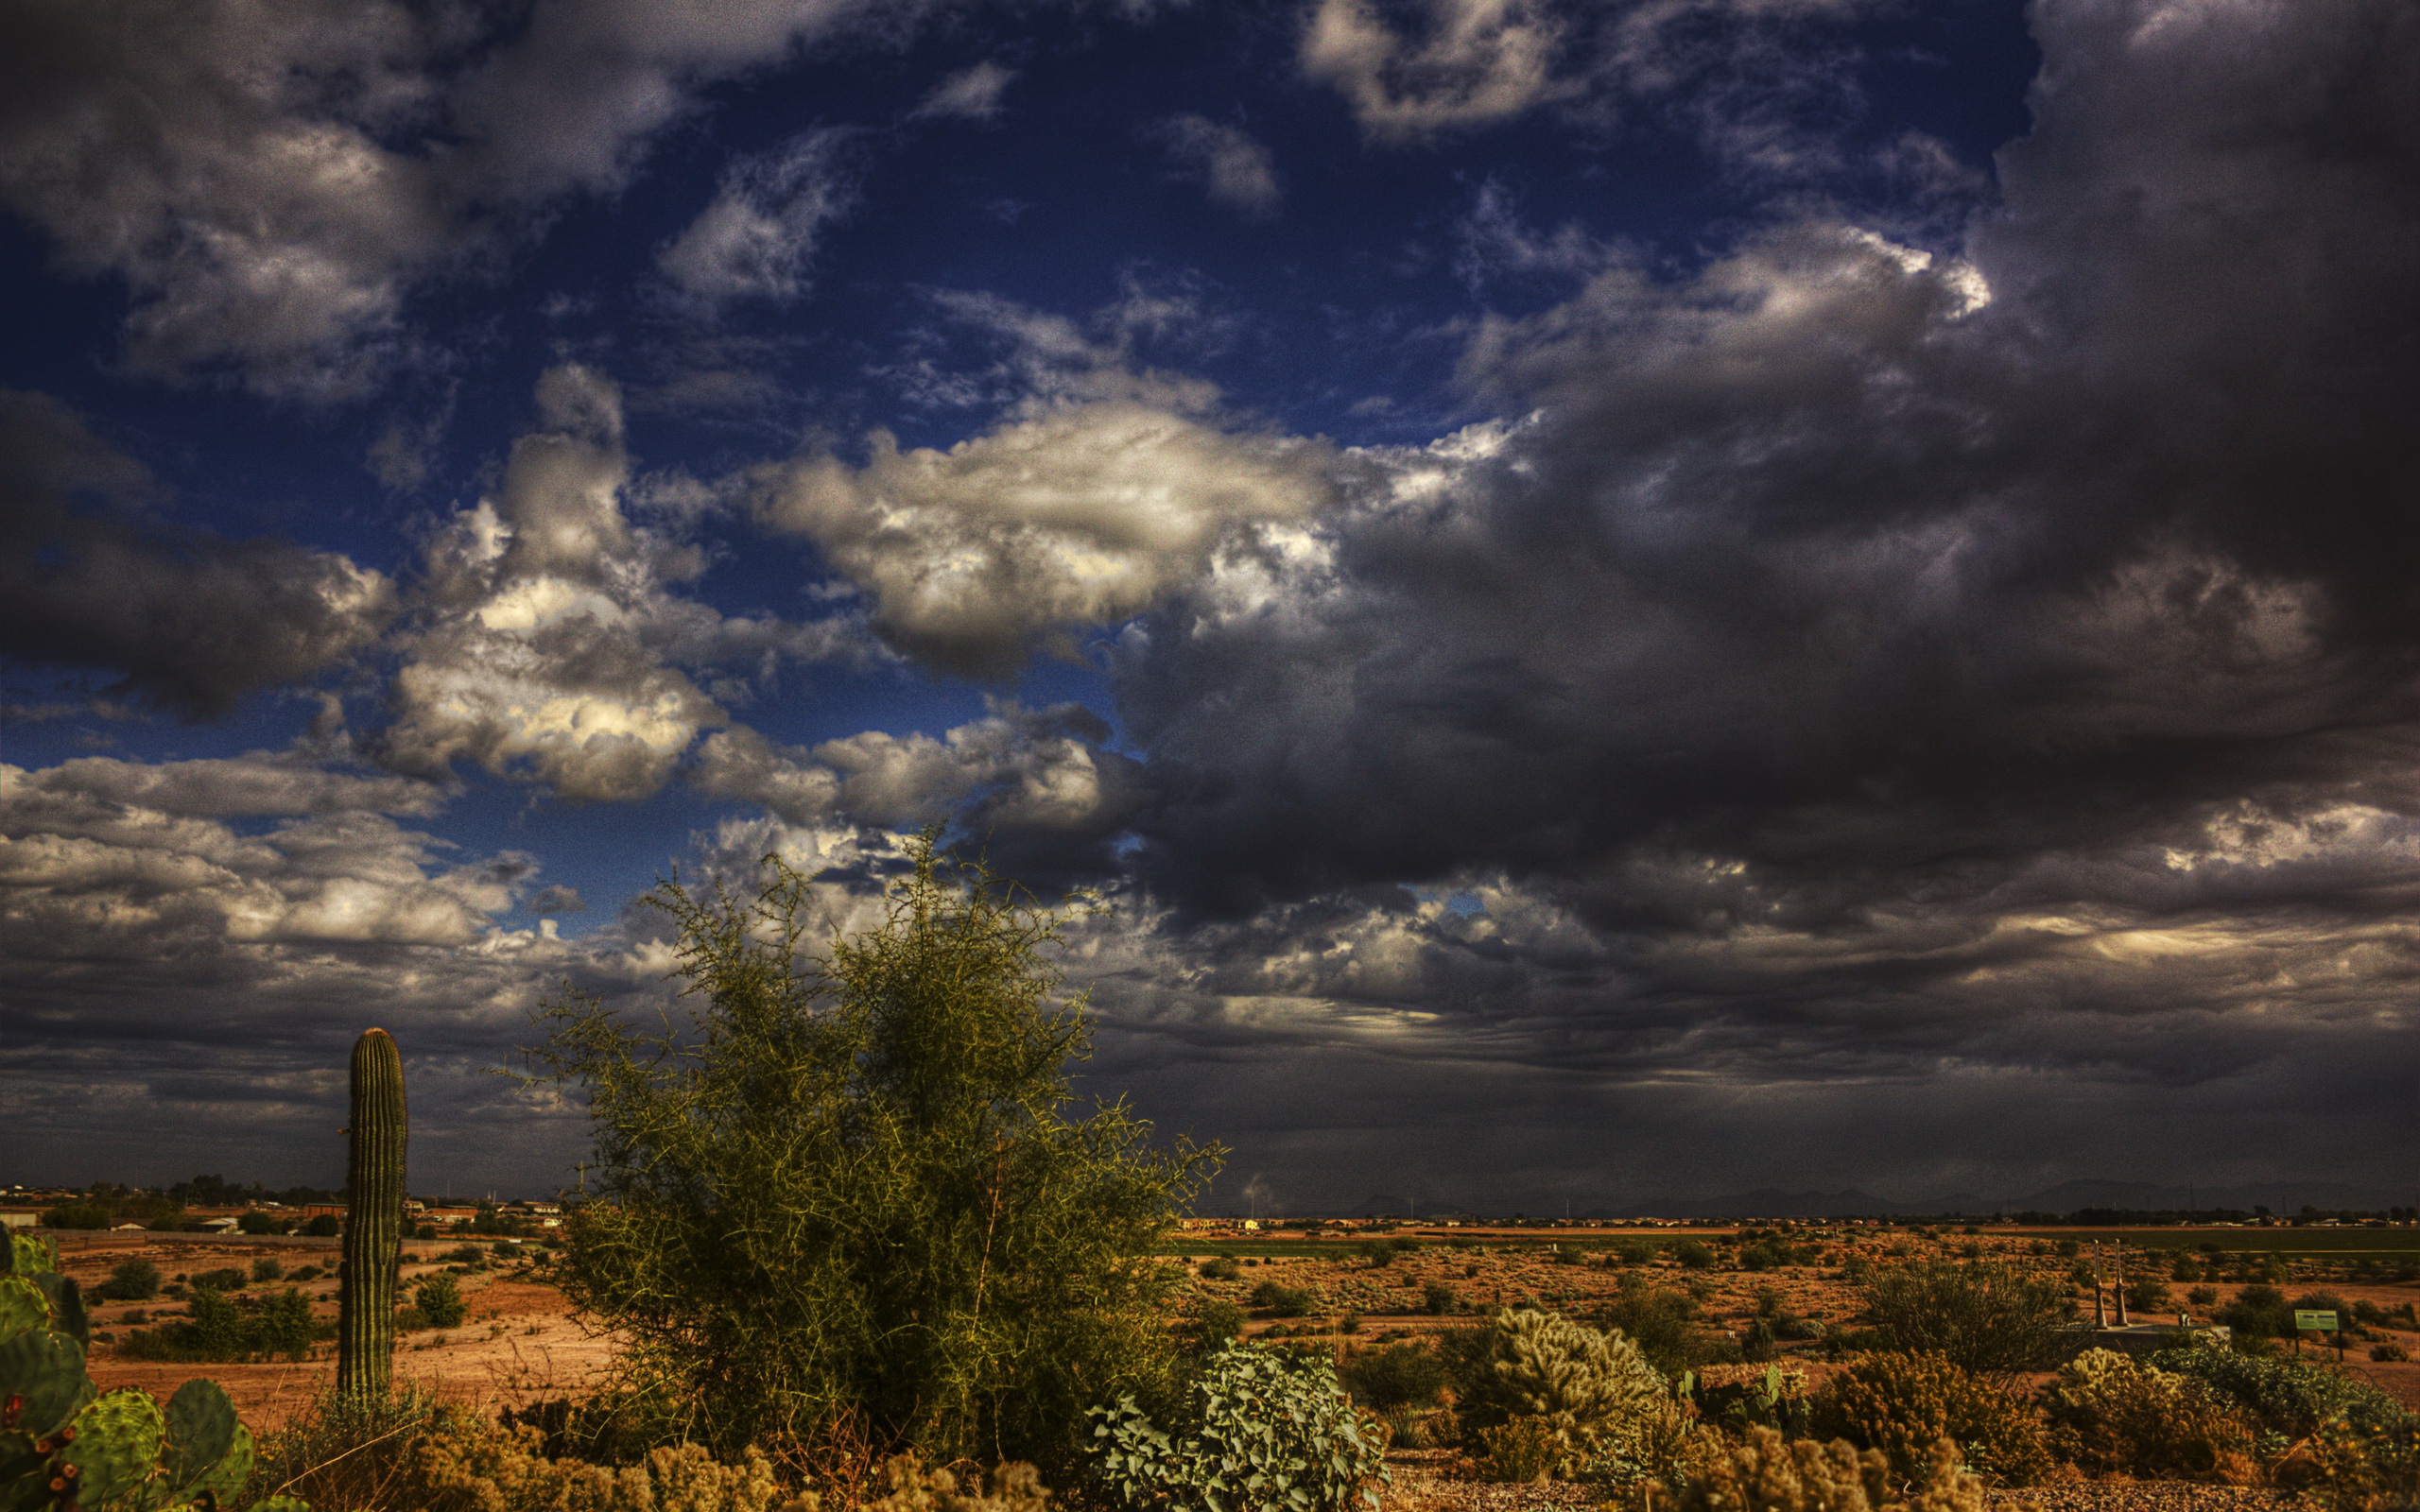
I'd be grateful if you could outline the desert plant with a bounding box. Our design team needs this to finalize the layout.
[1811,1350,2048,1486]
[1454,1308,1676,1476]
[0,1231,302,1512]
[2151,1344,2412,1441]
[191,1267,250,1293]
[1088,1343,1386,1512]
[2218,1283,2295,1339]
[1341,1343,1447,1413]
[1476,1418,1562,1483]
[97,1256,163,1301]
[1673,1241,1715,1271]
[2372,1344,2411,1364]
[1597,1286,1722,1379]
[414,1273,469,1330]
[1249,1280,1315,1317]
[1671,1426,1982,1512]
[529,837,1221,1473]
[1858,1263,2070,1382]
[1198,1256,1240,1281]
[2305,1418,2420,1512]
[2039,1349,2252,1481]
[338,1025,407,1401]
[251,1256,284,1282]
[303,1214,340,1238]
[1424,1281,1458,1314]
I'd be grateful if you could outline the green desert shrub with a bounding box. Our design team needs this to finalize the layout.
[1197,1256,1240,1281]
[41,1200,110,1229]
[1858,1262,2070,1382]
[2039,1349,2253,1482]
[2152,1344,2413,1442]
[1341,1343,1447,1413]
[1423,1280,1459,1314]
[1088,1343,1386,1512]
[191,1266,250,1294]
[528,837,1221,1475]
[1475,1418,1563,1484]
[1595,1285,1722,1379]
[1673,1241,1715,1271]
[2218,1283,2295,1339]
[415,1272,469,1330]
[1249,1280,1316,1317]
[1811,1350,2048,1486]
[303,1213,340,1237]
[96,1255,163,1300]
[251,1256,284,1282]
[1672,1426,1983,1512]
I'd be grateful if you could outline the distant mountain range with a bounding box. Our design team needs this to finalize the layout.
[1348,1177,2418,1220]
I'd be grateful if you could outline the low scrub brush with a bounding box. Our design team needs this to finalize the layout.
[1670,1426,1981,1512]
[2040,1349,2253,1483]
[1810,1350,2048,1486]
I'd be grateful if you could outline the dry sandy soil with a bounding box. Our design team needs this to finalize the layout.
[56,1233,614,1427]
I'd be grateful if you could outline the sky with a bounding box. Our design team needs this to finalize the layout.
[2,0,2414,1212]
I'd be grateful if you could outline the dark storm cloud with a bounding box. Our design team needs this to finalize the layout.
[0,391,395,719]
[1123,0,2420,919]
[1005,0,2420,1203]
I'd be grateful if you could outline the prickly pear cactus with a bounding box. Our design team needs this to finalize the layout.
[0,1229,306,1512]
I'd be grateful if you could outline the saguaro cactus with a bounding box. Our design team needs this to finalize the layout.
[337,1027,407,1400]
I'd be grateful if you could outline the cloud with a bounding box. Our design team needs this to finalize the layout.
[1151,115,1282,216]
[656,129,864,311]
[755,400,1337,674]
[914,60,1016,121]
[379,364,859,799]
[0,0,938,395]
[1302,0,1574,141]
[0,390,395,718]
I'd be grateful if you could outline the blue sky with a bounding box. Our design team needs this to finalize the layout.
[3,0,2414,1211]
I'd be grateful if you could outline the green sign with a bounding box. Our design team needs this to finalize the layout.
[2294,1310,2339,1332]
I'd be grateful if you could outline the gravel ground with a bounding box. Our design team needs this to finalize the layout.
[1987,1488,2296,1512]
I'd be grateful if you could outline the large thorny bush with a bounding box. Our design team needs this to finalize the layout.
[1087,1342,1388,1512]
[2040,1349,2252,1482]
[528,837,1223,1474]
[1674,1427,1984,1512]
[1811,1350,2048,1486]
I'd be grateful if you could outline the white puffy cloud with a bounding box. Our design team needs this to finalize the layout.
[382,364,858,799]
[657,129,862,311]
[1152,115,1281,217]
[755,400,1336,673]
[694,701,1144,835]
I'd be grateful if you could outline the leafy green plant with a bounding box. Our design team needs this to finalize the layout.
[1088,1343,1386,1512]
[1197,1257,1239,1282]
[1423,1281,1458,1315]
[1593,1286,1722,1383]
[1672,1426,1982,1512]
[251,1257,284,1283]
[1810,1350,2048,1486]
[2039,1349,2252,1481]
[414,1273,468,1330]
[1858,1263,2071,1383]
[2151,1344,2412,1441]
[0,1232,302,1512]
[527,836,1222,1472]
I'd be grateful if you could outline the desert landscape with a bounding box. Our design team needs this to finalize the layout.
[53,1218,2420,1424]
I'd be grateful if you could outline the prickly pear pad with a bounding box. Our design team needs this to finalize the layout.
[164,1377,240,1492]
[61,1387,166,1505]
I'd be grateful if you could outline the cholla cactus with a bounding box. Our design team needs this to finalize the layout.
[1461,1308,1675,1473]
[1675,1426,1982,1512]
